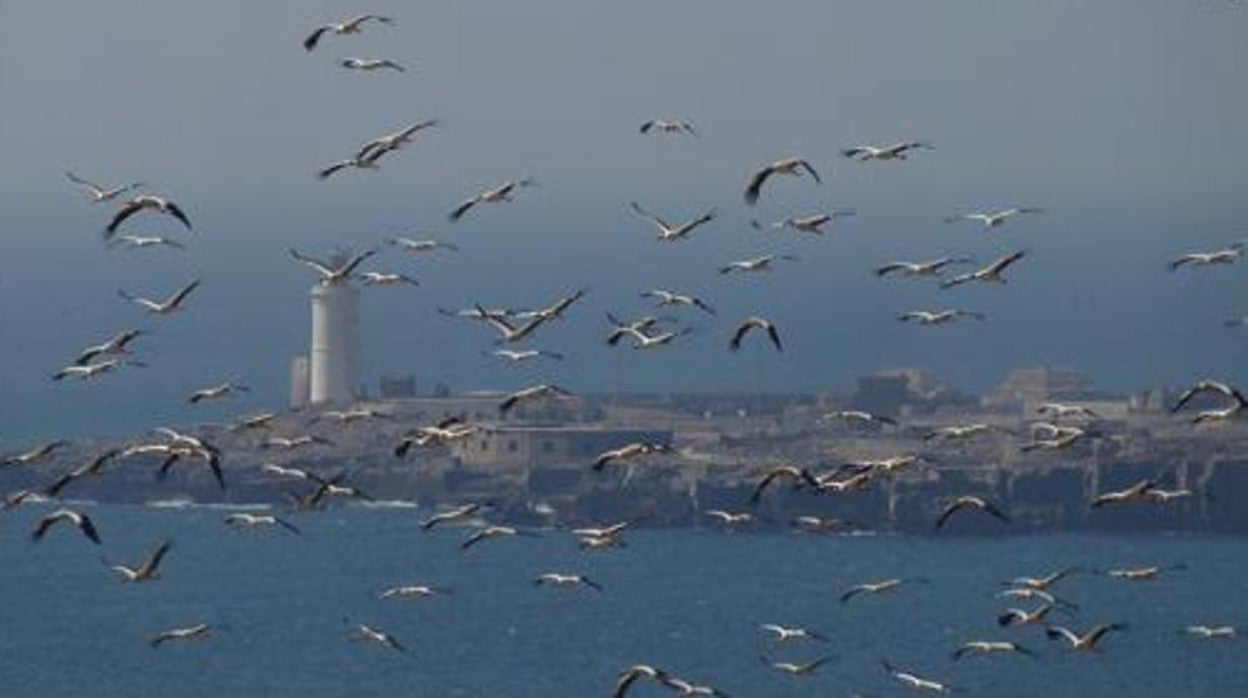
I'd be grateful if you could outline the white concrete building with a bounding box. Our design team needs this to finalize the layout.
[308,282,360,405]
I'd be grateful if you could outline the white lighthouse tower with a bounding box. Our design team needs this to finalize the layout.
[308,280,360,405]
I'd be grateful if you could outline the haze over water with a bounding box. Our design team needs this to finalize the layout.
[1,1,1245,443]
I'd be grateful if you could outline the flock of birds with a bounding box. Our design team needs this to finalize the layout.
[3,8,1246,696]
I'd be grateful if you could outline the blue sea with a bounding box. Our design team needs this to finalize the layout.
[2,504,1245,697]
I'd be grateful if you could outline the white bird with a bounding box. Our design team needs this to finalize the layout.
[1046,623,1128,652]
[997,603,1063,627]
[640,119,696,136]
[65,171,143,203]
[314,408,393,425]
[187,381,250,404]
[657,675,729,697]
[42,448,121,497]
[117,279,200,315]
[460,525,531,550]
[359,271,419,287]
[640,289,715,315]
[289,249,376,285]
[385,237,459,254]
[792,515,863,533]
[230,412,279,432]
[2,440,67,467]
[486,348,564,364]
[51,358,140,382]
[1171,380,1246,424]
[1182,625,1237,639]
[1169,242,1243,270]
[840,578,928,604]
[1037,402,1100,420]
[925,423,1007,441]
[499,384,574,413]
[760,624,827,643]
[605,313,675,346]
[1102,564,1186,581]
[617,325,691,350]
[719,254,798,275]
[570,522,631,539]
[106,195,191,237]
[108,235,185,250]
[749,465,819,503]
[261,435,334,451]
[842,140,932,161]
[474,306,551,344]
[767,211,855,235]
[897,309,985,325]
[341,57,405,72]
[378,585,452,600]
[1006,567,1081,591]
[761,655,833,676]
[704,509,754,526]
[149,623,211,647]
[354,120,440,162]
[611,665,665,698]
[881,661,954,692]
[820,410,897,427]
[225,512,300,534]
[107,539,172,582]
[31,508,102,544]
[876,257,974,279]
[347,623,405,652]
[533,572,603,591]
[593,442,670,471]
[304,14,395,51]
[744,158,820,205]
[421,502,488,530]
[941,250,1027,289]
[448,178,537,221]
[73,329,144,366]
[629,201,717,241]
[944,207,1043,229]
[935,496,1010,530]
[315,144,393,180]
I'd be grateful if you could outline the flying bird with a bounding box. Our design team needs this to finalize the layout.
[876,257,974,279]
[765,211,855,235]
[2,440,67,467]
[934,495,1010,530]
[31,508,101,544]
[107,235,185,250]
[44,449,121,497]
[386,237,459,254]
[533,573,603,591]
[593,442,670,471]
[360,272,419,287]
[347,623,405,652]
[749,465,818,503]
[840,578,928,604]
[629,201,717,242]
[225,513,301,534]
[499,384,574,413]
[341,57,405,72]
[940,251,1027,289]
[421,502,488,530]
[460,525,533,550]
[897,309,985,325]
[760,624,827,643]
[289,249,376,285]
[744,158,820,205]
[997,603,1064,627]
[718,253,798,275]
[640,289,715,315]
[118,279,200,315]
[105,195,191,237]
[378,585,452,600]
[1046,623,1128,652]
[51,358,142,382]
[107,539,172,582]
[1182,625,1237,639]
[486,348,564,364]
[148,623,211,648]
[1169,242,1243,270]
[65,171,143,203]
[761,655,833,676]
[881,661,955,693]
[187,382,250,404]
[944,207,1043,229]
[1171,380,1246,424]
[73,329,144,366]
[448,178,537,221]
[304,14,394,51]
[611,665,665,698]
[354,120,440,161]
[842,140,932,161]
[640,119,696,135]
[820,410,897,427]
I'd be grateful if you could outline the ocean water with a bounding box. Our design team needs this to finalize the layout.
[2,504,1245,697]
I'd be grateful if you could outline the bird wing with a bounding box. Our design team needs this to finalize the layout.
[1045,626,1080,645]
[303,26,329,51]
[164,280,201,309]
[798,160,821,183]
[744,166,774,205]
[162,201,191,229]
[141,540,173,575]
[934,500,966,529]
[338,249,377,277]
[766,323,783,352]
[289,249,336,277]
[629,201,670,231]
[987,250,1026,275]
[105,200,144,235]
[448,197,478,221]
[728,321,753,351]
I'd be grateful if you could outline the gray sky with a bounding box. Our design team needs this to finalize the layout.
[0,1,1245,440]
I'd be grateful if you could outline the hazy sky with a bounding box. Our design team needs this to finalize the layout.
[1,1,1245,442]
